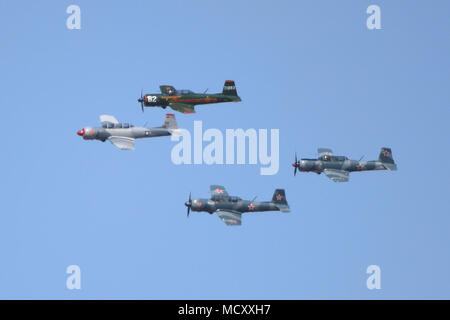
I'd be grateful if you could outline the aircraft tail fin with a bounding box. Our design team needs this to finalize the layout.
[271,189,290,212]
[162,113,178,129]
[378,147,397,170]
[222,80,238,96]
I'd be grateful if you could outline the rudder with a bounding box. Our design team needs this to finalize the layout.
[378,147,397,170]
[222,80,238,96]
[163,113,178,129]
[272,189,290,212]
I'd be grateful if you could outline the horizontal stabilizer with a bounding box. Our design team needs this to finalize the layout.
[383,163,397,171]
[275,204,290,213]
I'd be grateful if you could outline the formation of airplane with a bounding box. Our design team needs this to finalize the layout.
[292,147,397,182]
[77,113,178,150]
[184,185,290,226]
[76,80,399,226]
[137,80,241,114]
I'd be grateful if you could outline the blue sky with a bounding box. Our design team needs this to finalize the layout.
[0,0,449,299]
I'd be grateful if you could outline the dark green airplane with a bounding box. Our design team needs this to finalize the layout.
[137,80,241,114]
[292,147,397,182]
[184,185,290,226]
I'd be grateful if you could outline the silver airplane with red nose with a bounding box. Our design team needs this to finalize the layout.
[77,114,179,150]
[292,147,397,182]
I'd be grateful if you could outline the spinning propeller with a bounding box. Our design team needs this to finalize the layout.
[292,153,298,176]
[137,89,145,112]
[185,192,192,217]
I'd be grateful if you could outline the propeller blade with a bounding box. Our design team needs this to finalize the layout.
[140,89,144,112]
[186,192,191,217]
[293,152,298,176]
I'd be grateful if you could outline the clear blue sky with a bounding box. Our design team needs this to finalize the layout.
[0,0,449,299]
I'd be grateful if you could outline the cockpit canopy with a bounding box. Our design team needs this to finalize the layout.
[176,89,194,95]
[320,155,348,162]
[229,196,242,202]
[211,195,241,202]
[102,123,134,129]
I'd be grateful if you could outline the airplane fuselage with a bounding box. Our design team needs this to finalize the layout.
[297,158,387,174]
[142,93,241,108]
[189,198,280,214]
[79,126,171,142]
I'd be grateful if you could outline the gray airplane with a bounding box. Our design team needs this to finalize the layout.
[77,113,179,150]
[184,185,290,226]
[292,147,397,182]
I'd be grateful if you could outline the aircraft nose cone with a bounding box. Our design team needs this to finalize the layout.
[185,201,191,207]
[77,129,85,136]
[292,162,297,167]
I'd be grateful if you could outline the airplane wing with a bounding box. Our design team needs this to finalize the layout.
[169,102,196,114]
[100,115,119,125]
[210,185,229,197]
[318,148,333,158]
[108,136,135,150]
[216,209,242,226]
[323,169,349,182]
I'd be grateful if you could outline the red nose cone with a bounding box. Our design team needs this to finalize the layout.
[77,129,85,136]
[292,162,297,167]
